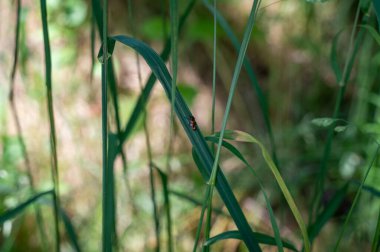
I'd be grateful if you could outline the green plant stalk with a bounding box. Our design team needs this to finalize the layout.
[204,1,261,250]
[39,0,61,250]
[153,164,173,252]
[101,0,111,251]
[101,35,262,251]
[126,1,160,250]
[167,0,179,173]
[311,0,367,222]
[202,0,279,168]
[333,145,380,251]
[211,0,217,149]
[9,0,48,249]
[204,1,218,249]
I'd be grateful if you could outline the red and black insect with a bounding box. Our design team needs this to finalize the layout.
[189,115,197,131]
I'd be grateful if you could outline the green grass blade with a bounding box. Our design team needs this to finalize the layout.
[153,164,173,252]
[60,208,82,252]
[205,136,284,252]
[334,145,380,251]
[100,0,110,250]
[330,30,343,83]
[204,0,262,249]
[308,183,349,245]
[372,209,380,252]
[216,130,311,252]
[39,0,61,249]
[107,133,118,249]
[311,6,368,222]
[211,0,217,138]
[202,0,279,168]
[168,0,179,171]
[100,35,261,251]
[119,0,197,146]
[359,24,380,45]
[204,230,298,251]
[0,190,53,224]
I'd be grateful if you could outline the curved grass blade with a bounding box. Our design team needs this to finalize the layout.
[359,24,380,45]
[330,30,343,83]
[215,130,311,252]
[0,190,53,224]
[39,0,61,249]
[60,208,82,252]
[307,183,349,245]
[202,0,279,168]
[204,230,298,251]
[333,145,380,251]
[153,164,173,252]
[100,35,261,251]
[119,0,197,146]
[205,136,284,251]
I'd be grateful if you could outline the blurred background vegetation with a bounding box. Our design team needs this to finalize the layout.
[0,0,380,251]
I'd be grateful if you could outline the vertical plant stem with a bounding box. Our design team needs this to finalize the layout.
[39,0,61,250]
[9,1,48,249]
[101,0,110,251]
[211,0,217,148]
[311,0,363,222]
[167,0,179,173]
[333,145,380,251]
[202,1,262,251]
[126,1,160,251]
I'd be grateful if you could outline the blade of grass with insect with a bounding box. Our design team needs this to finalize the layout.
[9,0,48,249]
[215,130,311,252]
[126,0,159,249]
[311,3,368,223]
[167,0,179,172]
[119,0,197,146]
[0,190,54,224]
[202,1,262,251]
[205,136,284,251]
[204,230,298,251]
[202,0,279,168]
[99,35,261,250]
[333,145,380,251]
[372,209,380,252]
[39,0,61,250]
[153,164,173,252]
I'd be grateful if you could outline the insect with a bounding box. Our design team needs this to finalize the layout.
[189,115,197,131]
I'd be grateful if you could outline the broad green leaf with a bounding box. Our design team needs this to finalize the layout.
[204,230,298,251]
[0,190,53,224]
[215,130,311,252]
